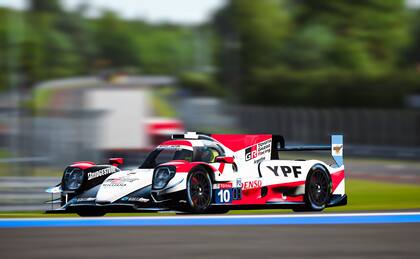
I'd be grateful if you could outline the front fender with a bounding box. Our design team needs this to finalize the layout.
[45,184,62,194]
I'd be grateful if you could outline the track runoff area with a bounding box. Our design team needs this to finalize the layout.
[1,211,420,228]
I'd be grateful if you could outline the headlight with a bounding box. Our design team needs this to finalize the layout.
[64,167,84,190]
[152,166,175,190]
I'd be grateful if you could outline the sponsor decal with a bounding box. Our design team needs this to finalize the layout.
[266,165,302,178]
[88,167,117,180]
[216,182,233,189]
[236,178,242,188]
[103,183,126,187]
[242,180,262,190]
[121,197,150,203]
[245,145,257,161]
[103,176,138,187]
[245,139,271,161]
[254,157,265,164]
[332,144,343,156]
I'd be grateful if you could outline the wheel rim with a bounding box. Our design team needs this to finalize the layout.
[309,170,329,206]
[188,171,211,210]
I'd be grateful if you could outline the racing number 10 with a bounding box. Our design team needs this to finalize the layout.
[216,189,232,203]
[218,189,230,202]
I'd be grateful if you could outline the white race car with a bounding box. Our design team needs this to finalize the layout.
[46,133,346,216]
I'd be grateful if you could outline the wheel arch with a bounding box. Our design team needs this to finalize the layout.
[189,164,216,182]
[307,163,332,188]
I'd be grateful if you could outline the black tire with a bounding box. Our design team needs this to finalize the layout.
[76,210,106,217]
[186,168,213,213]
[293,164,331,212]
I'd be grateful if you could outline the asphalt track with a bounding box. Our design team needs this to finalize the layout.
[1,212,420,258]
[1,212,420,227]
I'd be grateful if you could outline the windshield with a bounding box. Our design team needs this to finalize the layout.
[140,147,193,168]
[193,146,223,163]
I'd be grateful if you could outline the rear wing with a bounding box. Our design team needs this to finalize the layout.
[274,135,344,167]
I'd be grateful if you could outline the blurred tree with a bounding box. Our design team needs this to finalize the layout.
[1,0,418,108]
[405,9,420,68]
[19,26,43,87]
[282,23,335,69]
[213,0,414,106]
[294,0,409,75]
[131,22,196,74]
[56,3,97,74]
[0,9,8,91]
[93,11,139,69]
[0,8,29,91]
[29,0,63,14]
[0,6,200,92]
[213,0,292,100]
[24,10,83,83]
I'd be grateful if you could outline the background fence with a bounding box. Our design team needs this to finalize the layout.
[227,105,420,158]
[0,109,103,170]
[1,103,420,174]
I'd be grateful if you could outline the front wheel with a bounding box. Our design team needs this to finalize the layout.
[186,168,213,213]
[293,165,331,212]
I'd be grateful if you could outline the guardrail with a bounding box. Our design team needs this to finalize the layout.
[0,177,59,211]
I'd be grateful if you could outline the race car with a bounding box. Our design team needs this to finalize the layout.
[45,157,161,216]
[46,132,346,216]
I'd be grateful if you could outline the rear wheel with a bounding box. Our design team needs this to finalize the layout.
[186,168,213,213]
[293,165,331,212]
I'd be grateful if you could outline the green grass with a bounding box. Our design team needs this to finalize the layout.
[0,179,419,218]
[0,149,11,158]
[33,87,54,111]
[327,179,420,211]
[151,88,177,118]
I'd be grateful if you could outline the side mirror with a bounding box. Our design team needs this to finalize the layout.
[215,156,234,164]
[109,157,124,167]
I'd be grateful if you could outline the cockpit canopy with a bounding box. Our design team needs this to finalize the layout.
[140,140,225,168]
